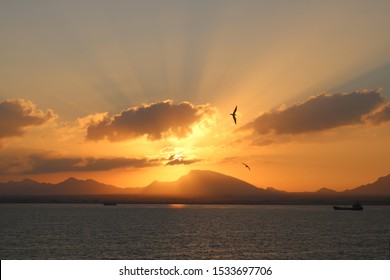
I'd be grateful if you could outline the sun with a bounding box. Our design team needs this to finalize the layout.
[172,153,183,160]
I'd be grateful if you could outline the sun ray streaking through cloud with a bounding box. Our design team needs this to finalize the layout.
[1,1,389,191]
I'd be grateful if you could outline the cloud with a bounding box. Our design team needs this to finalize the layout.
[0,99,55,139]
[86,100,214,142]
[366,103,390,124]
[158,146,201,166]
[165,157,201,166]
[243,89,389,137]
[0,155,160,175]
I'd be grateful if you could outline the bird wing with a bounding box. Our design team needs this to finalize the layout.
[233,106,237,114]
[232,114,237,124]
[242,162,250,170]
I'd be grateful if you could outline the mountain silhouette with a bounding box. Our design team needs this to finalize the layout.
[53,177,125,195]
[0,179,52,195]
[345,173,390,195]
[0,177,124,195]
[315,187,337,194]
[142,170,277,198]
[0,170,389,201]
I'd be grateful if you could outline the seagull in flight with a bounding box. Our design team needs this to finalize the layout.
[242,162,251,171]
[230,106,237,124]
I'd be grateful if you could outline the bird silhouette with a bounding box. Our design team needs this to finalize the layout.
[230,106,237,124]
[242,162,251,171]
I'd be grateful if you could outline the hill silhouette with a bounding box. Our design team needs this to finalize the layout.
[142,170,277,198]
[315,187,337,194]
[344,173,390,195]
[0,177,125,195]
[0,170,389,203]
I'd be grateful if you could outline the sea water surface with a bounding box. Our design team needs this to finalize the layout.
[1,204,389,259]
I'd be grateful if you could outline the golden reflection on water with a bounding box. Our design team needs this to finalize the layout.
[168,204,187,209]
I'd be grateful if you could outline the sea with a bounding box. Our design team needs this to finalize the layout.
[1,204,389,260]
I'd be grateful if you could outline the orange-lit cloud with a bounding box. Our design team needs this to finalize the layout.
[166,157,201,166]
[366,103,390,124]
[0,154,160,175]
[158,147,202,166]
[86,100,214,141]
[243,89,389,141]
[0,99,55,139]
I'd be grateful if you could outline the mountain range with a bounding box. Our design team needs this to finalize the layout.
[0,170,389,203]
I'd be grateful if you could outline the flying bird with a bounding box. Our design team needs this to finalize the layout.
[242,162,251,171]
[230,106,237,124]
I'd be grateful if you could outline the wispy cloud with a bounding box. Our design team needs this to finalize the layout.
[243,89,389,143]
[86,100,214,142]
[0,99,55,139]
[158,147,201,166]
[366,103,390,124]
[0,154,160,175]
[165,157,201,166]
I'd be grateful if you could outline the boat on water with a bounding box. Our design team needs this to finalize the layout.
[333,202,363,211]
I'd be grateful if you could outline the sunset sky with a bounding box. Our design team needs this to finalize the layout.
[1,0,389,191]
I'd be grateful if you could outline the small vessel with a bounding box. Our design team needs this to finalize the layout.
[333,202,363,211]
[103,202,117,206]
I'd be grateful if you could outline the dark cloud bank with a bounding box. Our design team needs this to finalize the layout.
[0,155,160,175]
[165,157,201,166]
[0,153,202,175]
[0,99,55,139]
[243,89,390,141]
[86,100,213,141]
